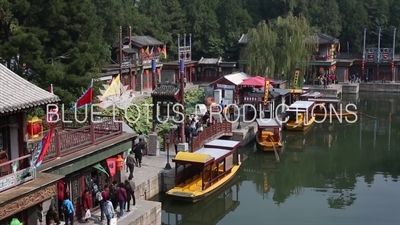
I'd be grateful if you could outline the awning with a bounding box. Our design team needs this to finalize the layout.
[173,152,213,163]
[240,76,274,87]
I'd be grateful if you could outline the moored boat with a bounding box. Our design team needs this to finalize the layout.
[299,92,323,100]
[166,140,241,202]
[255,118,282,152]
[307,98,358,120]
[285,101,316,131]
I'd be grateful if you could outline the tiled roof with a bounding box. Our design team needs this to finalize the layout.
[224,72,249,85]
[130,36,164,47]
[238,34,248,44]
[0,64,60,113]
[198,57,222,65]
[318,33,339,44]
[151,84,180,98]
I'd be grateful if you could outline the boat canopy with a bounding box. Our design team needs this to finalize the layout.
[301,92,323,98]
[307,98,340,103]
[174,152,213,164]
[256,118,281,128]
[289,101,314,109]
[204,139,240,149]
[196,148,231,161]
[286,109,307,113]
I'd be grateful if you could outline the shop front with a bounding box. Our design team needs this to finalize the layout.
[39,134,133,222]
[208,72,248,105]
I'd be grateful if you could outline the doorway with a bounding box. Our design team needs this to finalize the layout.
[367,68,374,81]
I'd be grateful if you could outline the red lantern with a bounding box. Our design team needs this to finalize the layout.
[27,123,41,137]
[156,68,161,75]
[116,155,124,171]
[145,70,149,76]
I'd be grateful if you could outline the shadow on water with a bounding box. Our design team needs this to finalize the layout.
[157,93,400,225]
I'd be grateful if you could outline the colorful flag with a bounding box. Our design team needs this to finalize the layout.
[71,79,93,110]
[161,45,167,59]
[145,46,150,55]
[150,47,154,56]
[33,125,56,168]
[100,75,121,101]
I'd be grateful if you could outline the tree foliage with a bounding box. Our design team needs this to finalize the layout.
[245,14,316,87]
[0,0,399,103]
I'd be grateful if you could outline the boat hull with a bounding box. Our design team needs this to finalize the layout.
[286,116,315,131]
[256,135,282,152]
[313,111,358,120]
[166,165,241,203]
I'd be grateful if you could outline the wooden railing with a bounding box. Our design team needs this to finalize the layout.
[190,121,232,152]
[28,115,123,162]
[0,154,34,192]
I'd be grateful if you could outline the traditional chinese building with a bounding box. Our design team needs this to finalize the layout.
[0,64,134,224]
[195,57,237,82]
[237,33,340,83]
[208,72,249,105]
[100,31,164,92]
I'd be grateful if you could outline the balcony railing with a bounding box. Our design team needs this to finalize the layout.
[190,121,232,152]
[28,115,123,162]
[0,154,34,192]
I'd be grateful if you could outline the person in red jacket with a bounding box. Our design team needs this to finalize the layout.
[81,189,91,223]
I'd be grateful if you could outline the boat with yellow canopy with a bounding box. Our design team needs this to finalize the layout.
[255,118,282,152]
[167,140,241,202]
[285,101,315,131]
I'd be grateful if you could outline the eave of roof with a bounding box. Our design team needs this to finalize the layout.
[0,64,60,114]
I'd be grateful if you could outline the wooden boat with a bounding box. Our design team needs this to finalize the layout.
[166,140,241,202]
[299,92,323,100]
[307,98,358,120]
[255,118,282,152]
[285,101,315,131]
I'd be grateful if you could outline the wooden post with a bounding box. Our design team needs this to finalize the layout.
[129,26,134,91]
[119,26,123,77]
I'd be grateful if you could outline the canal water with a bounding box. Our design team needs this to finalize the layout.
[153,92,400,225]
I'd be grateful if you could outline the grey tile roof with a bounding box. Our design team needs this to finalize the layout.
[0,64,60,113]
[198,57,222,65]
[238,34,248,44]
[318,33,339,44]
[130,36,164,48]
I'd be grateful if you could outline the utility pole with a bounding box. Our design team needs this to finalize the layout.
[119,26,123,78]
[129,26,134,91]
[377,27,382,80]
[362,28,367,81]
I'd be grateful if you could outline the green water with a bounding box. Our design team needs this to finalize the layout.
[154,93,400,225]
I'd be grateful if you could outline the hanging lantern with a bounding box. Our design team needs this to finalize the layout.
[145,70,149,76]
[27,116,42,139]
[156,68,161,75]
[116,155,124,171]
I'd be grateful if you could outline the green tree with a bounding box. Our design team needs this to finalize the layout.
[245,14,316,88]
[308,0,342,37]
[0,0,107,105]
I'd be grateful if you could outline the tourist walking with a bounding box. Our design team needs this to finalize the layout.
[81,189,91,223]
[116,183,127,217]
[110,181,118,210]
[124,180,134,212]
[46,206,60,225]
[99,185,109,222]
[126,151,136,179]
[128,176,136,206]
[103,197,114,225]
[134,138,145,167]
[62,195,75,225]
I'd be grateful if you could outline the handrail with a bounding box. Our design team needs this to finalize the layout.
[190,121,232,152]
[0,154,31,167]
[27,115,123,162]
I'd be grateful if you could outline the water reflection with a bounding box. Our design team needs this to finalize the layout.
[156,177,241,225]
[160,93,400,224]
